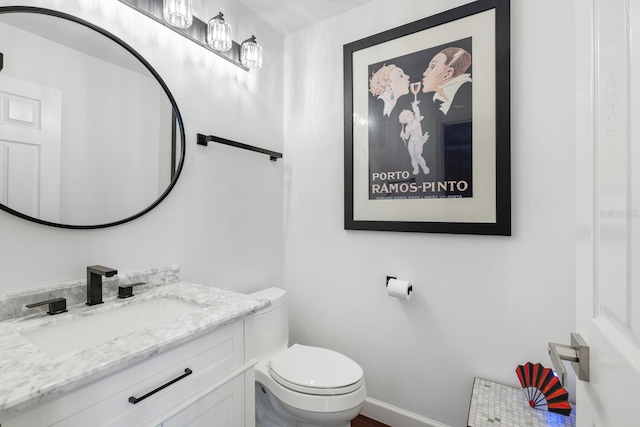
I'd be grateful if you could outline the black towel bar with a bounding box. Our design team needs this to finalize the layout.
[197,133,282,161]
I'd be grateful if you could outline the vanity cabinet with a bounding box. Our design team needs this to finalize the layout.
[2,317,256,427]
[160,374,246,427]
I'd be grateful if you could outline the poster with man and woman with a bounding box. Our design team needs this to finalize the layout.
[367,37,473,201]
[346,0,510,236]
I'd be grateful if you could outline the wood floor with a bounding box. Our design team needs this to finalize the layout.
[352,414,390,427]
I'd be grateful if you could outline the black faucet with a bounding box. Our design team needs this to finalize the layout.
[86,265,118,306]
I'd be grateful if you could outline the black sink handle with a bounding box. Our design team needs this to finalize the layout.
[118,282,147,299]
[25,298,68,315]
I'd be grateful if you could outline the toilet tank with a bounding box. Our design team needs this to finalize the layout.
[249,287,289,360]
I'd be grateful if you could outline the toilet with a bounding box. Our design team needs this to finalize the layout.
[250,287,367,427]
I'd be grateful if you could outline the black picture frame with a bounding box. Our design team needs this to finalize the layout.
[344,0,510,235]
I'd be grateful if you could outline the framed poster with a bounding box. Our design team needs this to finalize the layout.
[344,0,510,235]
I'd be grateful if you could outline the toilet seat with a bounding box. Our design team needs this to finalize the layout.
[269,344,364,396]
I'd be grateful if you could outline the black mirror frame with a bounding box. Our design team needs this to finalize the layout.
[0,6,186,229]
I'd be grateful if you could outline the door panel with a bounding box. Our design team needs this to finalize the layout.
[575,0,640,425]
[0,74,61,222]
[1,140,40,216]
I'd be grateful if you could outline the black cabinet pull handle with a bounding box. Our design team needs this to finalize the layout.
[128,368,192,404]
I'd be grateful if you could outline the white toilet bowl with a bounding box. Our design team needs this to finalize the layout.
[250,288,367,427]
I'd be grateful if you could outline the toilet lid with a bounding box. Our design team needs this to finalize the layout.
[269,344,364,395]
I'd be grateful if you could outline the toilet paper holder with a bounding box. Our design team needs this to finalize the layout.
[386,276,413,293]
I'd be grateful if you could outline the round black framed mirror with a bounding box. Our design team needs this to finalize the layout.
[0,6,185,229]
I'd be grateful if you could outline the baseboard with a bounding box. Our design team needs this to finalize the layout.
[361,397,451,427]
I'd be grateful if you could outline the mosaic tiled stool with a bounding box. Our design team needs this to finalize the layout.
[467,378,576,427]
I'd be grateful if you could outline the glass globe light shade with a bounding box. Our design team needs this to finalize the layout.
[240,35,263,70]
[207,13,232,52]
[163,0,193,29]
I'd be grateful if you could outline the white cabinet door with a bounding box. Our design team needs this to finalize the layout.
[161,374,245,427]
[575,0,640,425]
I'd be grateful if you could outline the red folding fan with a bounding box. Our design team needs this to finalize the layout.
[515,362,572,416]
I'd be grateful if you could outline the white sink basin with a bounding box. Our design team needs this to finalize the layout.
[20,297,202,357]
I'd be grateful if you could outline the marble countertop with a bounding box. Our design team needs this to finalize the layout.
[0,281,269,419]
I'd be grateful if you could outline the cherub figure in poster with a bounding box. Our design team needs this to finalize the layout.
[399,100,430,175]
[422,47,472,115]
[369,64,410,116]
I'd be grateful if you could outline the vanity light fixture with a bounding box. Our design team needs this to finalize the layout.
[207,11,232,52]
[240,35,263,70]
[118,0,261,71]
[163,0,192,29]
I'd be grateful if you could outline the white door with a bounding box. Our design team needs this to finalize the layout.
[0,74,61,222]
[575,0,640,425]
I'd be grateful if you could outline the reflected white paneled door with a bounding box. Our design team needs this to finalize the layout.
[0,74,61,222]
[575,0,640,425]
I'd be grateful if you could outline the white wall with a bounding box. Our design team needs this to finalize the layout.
[283,1,576,426]
[0,0,284,294]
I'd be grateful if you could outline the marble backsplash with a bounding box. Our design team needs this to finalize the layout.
[0,265,180,321]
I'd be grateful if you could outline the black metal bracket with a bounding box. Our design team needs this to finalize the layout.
[0,52,3,72]
[197,133,282,161]
[26,298,68,315]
